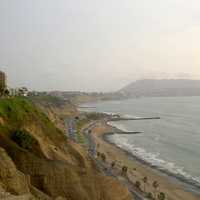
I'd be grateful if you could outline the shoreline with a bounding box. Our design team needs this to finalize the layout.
[89,119,200,200]
[103,128,200,195]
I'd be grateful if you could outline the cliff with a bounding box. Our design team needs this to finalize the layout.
[0,97,132,200]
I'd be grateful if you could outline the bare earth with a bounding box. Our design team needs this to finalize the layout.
[90,120,200,200]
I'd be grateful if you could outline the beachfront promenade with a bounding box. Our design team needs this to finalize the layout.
[65,117,147,200]
[81,121,148,200]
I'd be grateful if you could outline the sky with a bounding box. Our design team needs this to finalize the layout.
[1,0,200,92]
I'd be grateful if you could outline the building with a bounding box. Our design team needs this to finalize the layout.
[0,71,6,91]
[8,87,29,97]
[18,87,29,96]
[9,88,18,96]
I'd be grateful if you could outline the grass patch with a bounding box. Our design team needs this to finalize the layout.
[0,97,66,143]
[0,97,36,126]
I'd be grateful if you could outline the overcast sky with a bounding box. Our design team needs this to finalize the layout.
[1,0,200,92]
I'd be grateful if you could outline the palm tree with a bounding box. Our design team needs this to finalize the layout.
[121,166,128,176]
[142,176,148,193]
[0,88,10,98]
[0,88,4,97]
[146,192,153,199]
[152,181,159,199]
[101,153,106,162]
[158,192,166,200]
[111,161,116,169]
[4,89,10,97]
[135,180,141,190]
[97,151,101,158]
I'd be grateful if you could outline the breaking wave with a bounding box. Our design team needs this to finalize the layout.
[107,125,200,188]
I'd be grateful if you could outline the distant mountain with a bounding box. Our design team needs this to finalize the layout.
[119,79,200,97]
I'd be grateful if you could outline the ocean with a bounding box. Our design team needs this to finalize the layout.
[80,96,200,188]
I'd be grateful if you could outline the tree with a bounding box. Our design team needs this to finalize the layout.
[0,88,10,97]
[0,88,5,97]
[97,151,101,157]
[142,176,148,193]
[152,181,159,199]
[121,166,128,176]
[135,181,141,190]
[158,192,166,200]
[101,153,106,162]
[4,89,10,97]
[111,161,116,169]
[146,192,154,199]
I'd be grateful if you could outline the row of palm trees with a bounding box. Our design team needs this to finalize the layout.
[96,151,166,200]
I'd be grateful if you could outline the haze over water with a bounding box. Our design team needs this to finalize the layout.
[82,96,200,187]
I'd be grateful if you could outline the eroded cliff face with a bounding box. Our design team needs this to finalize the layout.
[0,147,30,197]
[0,97,132,200]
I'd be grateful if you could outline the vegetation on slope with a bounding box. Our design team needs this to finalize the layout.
[0,97,132,200]
[0,97,65,140]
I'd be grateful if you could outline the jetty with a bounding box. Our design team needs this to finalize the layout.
[113,131,142,135]
[78,106,96,109]
[108,116,160,121]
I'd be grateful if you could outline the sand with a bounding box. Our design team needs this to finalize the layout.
[89,120,200,200]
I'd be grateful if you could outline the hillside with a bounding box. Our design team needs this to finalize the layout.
[47,91,125,104]
[119,79,200,97]
[0,97,132,200]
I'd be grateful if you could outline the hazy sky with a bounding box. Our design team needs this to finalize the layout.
[1,0,200,92]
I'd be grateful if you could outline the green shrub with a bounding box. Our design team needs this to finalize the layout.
[11,130,35,150]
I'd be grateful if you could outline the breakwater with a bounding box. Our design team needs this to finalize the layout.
[108,116,160,121]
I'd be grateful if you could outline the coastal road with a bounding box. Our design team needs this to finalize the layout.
[81,121,148,200]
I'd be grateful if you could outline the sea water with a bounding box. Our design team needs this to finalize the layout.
[80,96,200,188]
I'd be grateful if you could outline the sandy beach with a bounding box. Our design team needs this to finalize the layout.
[88,120,200,200]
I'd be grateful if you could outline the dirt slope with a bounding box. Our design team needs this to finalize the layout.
[0,97,133,200]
